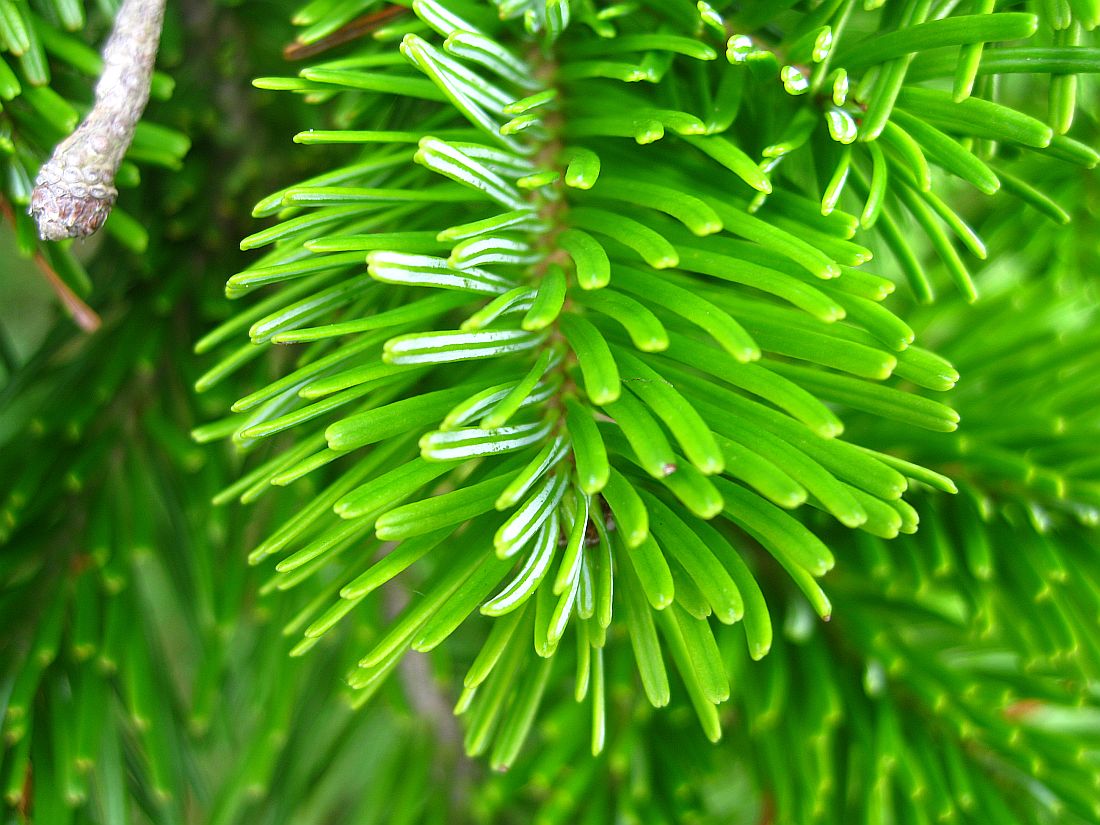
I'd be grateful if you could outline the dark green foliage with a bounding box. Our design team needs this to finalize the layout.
[2,1,1100,823]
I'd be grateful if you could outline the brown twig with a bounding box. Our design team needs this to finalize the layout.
[30,252,102,333]
[0,198,102,333]
[283,4,409,61]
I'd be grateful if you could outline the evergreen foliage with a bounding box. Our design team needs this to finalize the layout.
[2,1,1100,823]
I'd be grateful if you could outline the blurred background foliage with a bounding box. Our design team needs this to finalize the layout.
[2,1,1100,824]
